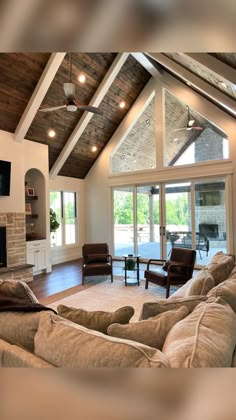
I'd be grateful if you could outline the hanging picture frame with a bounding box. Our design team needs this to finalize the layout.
[26,187,35,196]
[25,203,32,215]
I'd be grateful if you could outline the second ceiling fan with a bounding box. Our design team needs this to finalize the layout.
[174,106,203,132]
[39,54,103,115]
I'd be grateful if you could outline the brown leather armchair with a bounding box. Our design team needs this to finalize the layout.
[82,243,113,285]
[144,248,196,298]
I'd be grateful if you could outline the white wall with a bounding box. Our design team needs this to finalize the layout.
[0,130,49,212]
[85,73,236,257]
[0,129,51,271]
[49,175,85,265]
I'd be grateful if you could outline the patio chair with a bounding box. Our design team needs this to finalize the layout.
[82,243,113,285]
[144,247,196,298]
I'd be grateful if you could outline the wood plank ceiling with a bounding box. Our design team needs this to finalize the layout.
[0,52,235,179]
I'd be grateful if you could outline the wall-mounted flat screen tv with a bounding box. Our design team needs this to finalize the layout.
[0,160,11,196]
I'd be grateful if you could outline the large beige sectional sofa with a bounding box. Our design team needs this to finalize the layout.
[1,251,236,368]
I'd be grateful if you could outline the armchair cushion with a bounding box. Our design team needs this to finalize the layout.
[107,306,188,349]
[85,254,109,263]
[57,305,134,334]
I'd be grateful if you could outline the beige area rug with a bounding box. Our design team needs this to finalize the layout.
[48,277,176,322]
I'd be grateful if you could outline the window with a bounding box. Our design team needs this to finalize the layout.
[164,90,229,166]
[50,191,77,247]
[111,96,156,173]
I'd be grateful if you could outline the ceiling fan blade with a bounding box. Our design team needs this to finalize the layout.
[63,82,76,98]
[76,104,103,115]
[39,105,66,112]
[173,127,187,132]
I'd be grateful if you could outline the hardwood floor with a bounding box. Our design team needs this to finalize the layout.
[28,259,85,301]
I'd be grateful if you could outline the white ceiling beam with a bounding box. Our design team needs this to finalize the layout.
[15,52,66,142]
[185,53,236,86]
[147,53,236,116]
[131,53,161,77]
[50,53,129,179]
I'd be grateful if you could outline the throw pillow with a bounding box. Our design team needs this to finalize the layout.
[162,300,236,367]
[57,305,134,334]
[139,296,207,321]
[204,252,235,285]
[184,270,215,297]
[107,306,188,349]
[0,279,39,303]
[162,260,185,274]
[207,278,236,312]
[0,311,44,352]
[34,312,170,368]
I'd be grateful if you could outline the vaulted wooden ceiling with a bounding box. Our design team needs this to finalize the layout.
[0,52,235,179]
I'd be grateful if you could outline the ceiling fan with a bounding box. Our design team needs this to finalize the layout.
[174,106,203,132]
[39,54,103,115]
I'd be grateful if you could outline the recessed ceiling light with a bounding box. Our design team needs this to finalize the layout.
[146,119,150,125]
[173,138,178,142]
[220,81,227,88]
[121,154,125,159]
[78,73,86,83]
[91,145,97,152]
[119,101,126,109]
[48,129,56,138]
[133,159,136,163]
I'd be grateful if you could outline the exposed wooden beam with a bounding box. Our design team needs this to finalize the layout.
[131,53,162,77]
[49,53,129,179]
[169,131,203,166]
[185,53,236,86]
[15,52,66,142]
[147,53,236,116]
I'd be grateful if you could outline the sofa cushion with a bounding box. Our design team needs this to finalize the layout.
[34,313,169,368]
[162,300,236,367]
[139,296,207,321]
[207,278,236,312]
[57,305,134,334]
[205,252,235,285]
[184,270,215,297]
[170,271,215,299]
[0,311,44,352]
[107,306,188,349]
[0,279,38,303]
[0,340,54,368]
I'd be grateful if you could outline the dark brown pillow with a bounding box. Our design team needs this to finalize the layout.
[85,254,108,263]
[162,260,185,274]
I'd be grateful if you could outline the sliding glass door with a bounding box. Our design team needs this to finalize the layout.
[113,176,229,265]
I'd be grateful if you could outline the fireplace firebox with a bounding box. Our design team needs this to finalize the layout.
[199,223,219,239]
[0,226,7,268]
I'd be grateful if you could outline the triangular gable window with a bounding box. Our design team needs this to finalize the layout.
[164,90,228,166]
[111,96,156,173]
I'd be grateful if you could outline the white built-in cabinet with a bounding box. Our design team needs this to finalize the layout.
[26,240,47,274]
[25,168,49,274]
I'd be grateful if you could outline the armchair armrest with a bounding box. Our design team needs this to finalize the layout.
[147,258,166,270]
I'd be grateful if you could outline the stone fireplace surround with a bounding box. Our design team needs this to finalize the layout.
[0,212,33,283]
